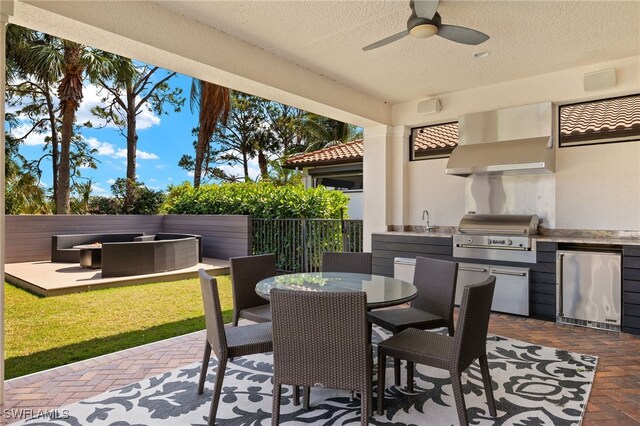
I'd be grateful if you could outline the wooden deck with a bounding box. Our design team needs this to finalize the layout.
[5,257,230,297]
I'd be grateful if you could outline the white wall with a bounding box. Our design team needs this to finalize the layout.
[407,159,466,227]
[386,55,640,230]
[556,142,640,230]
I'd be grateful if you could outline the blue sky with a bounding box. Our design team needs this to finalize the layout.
[14,70,261,196]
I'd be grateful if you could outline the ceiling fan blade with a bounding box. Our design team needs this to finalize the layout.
[413,0,439,20]
[362,30,410,51]
[437,24,489,45]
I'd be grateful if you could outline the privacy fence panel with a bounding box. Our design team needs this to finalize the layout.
[4,215,251,263]
[252,219,364,273]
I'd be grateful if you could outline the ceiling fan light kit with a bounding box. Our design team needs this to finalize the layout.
[363,0,489,51]
[410,23,438,38]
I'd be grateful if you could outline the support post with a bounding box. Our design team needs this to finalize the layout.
[0,0,14,404]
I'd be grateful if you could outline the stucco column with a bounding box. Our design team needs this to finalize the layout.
[389,125,411,227]
[362,125,392,251]
[0,0,12,404]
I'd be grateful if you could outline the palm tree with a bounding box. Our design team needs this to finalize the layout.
[6,26,62,204]
[298,113,362,153]
[73,179,93,212]
[23,35,113,213]
[190,80,230,188]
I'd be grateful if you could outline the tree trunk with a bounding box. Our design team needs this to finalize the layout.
[57,111,72,214]
[242,151,250,182]
[258,150,269,180]
[194,127,206,188]
[56,41,84,214]
[45,87,59,206]
[124,81,137,212]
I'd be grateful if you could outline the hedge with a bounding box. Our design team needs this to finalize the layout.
[162,182,349,219]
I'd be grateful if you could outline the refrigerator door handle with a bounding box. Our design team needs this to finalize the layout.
[557,253,564,317]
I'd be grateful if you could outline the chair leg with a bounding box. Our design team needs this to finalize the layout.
[272,384,282,426]
[198,341,212,395]
[450,372,469,426]
[293,385,300,406]
[407,361,414,393]
[208,356,227,426]
[368,321,373,343]
[232,311,239,327]
[377,350,386,415]
[479,354,497,417]
[394,358,401,386]
[361,385,370,426]
[448,323,455,337]
[303,386,310,410]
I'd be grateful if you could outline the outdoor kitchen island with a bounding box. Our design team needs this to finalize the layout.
[371,231,640,336]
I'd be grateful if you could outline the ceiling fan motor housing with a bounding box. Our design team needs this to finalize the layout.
[407,12,441,38]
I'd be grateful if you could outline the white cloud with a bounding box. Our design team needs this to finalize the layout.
[85,136,159,161]
[11,123,48,146]
[167,177,173,181]
[107,178,116,185]
[91,184,109,196]
[186,171,194,177]
[137,151,159,160]
[76,84,161,130]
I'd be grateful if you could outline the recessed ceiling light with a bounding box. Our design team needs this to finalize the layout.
[474,51,490,59]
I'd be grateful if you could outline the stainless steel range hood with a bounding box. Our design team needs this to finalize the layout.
[446,102,554,177]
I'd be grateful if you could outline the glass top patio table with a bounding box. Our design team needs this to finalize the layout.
[256,272,417,309]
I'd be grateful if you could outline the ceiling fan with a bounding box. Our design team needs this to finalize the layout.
[363,0,489,51]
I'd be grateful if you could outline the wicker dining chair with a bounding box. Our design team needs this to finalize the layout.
[367,256,458,386]
[321,252,372,274]
[229,254,277,326]
[376,276,497,426]
[197,269,273,426]
[270,288,372,426]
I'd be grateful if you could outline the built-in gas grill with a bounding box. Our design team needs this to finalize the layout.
[453,214,540,264]
[452,214,540,316]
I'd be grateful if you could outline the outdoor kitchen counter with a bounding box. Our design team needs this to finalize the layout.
[534,235,640,246]
[378,231,640,245]
[377,231,453,238]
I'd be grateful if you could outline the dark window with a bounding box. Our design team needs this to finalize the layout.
[410,121,459,160]
[559,94,640,148]
[314,174,363,191]
[309,164,363,191]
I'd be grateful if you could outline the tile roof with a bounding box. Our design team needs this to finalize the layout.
[560,94,640,144]
[285,139,363,167]
[412,121,459,151]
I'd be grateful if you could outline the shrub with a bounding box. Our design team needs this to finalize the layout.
[163,182,349,219]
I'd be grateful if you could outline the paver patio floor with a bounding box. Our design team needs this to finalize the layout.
[2,313,639,425]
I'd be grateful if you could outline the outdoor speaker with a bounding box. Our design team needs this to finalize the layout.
[583,69,616,92]
[417,98,442,115]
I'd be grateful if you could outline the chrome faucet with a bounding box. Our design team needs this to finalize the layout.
[422,210,435,232]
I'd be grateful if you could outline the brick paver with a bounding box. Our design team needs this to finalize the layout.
[1,313,639,425]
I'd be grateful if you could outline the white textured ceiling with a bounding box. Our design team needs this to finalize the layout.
[157,1,640,104]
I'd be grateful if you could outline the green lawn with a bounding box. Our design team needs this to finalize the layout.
[4,276,233,379]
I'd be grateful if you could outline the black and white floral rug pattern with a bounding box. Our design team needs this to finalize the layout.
[14,327,597,426]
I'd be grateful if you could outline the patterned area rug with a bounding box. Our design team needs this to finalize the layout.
[15,327,597,426]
